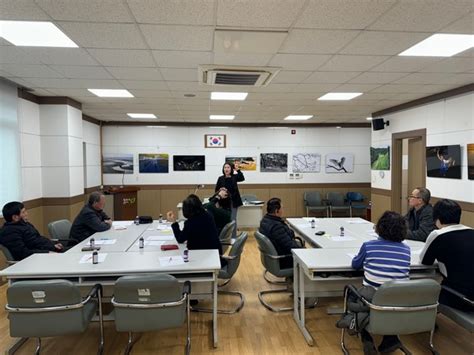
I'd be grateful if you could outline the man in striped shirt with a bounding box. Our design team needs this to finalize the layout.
[346,211,411,354]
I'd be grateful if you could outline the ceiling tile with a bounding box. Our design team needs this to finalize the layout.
[293,83,338,92]
[419,57,474,73]
[370,84,454,94]
[58,22,148,49]
[21,48,99,66]
[304,71,361,83]
[129,90,173,98]
[294,0,397,29]
[127,0,215,25]
[340,31,430,55]
[216,0,306,28]
[332,83,381,92]
[49,65,113,79]
[0,0,50,20]
[153,51,212,68]
[36,0,133,22]
[368,0,472,32]
[440,12,474,33]
[318,55,389,72]
[395,72,474,85]
[271,70,312,84]
[107,67,163,80]
[268,54,331,71]
[0,64,63,78]
[25,78,124,89]
[280,29,360,54]
[213,53,273,66]
[0,47,41,64]
[161,68,197,81]
[140,25,213,50]
[349,72,410,84]
[119,80,169,90]
[214,30,287,54]
[256,83,298,92]
[370,57,443,73]
[166,81,212,92]
[88,49,155,67]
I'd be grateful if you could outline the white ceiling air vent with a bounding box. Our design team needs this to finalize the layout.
[198,65,281,87]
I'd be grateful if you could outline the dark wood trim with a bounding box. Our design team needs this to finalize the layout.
[84,186,101,194]
[392,129,427,140]
[431,197,474,213]
[23,198,43,209]
[82,114,101,126]
[108,183,371,190]
[17,88,40,104]
[101,121,371,128]
[42,195,85,206]
[372,84,474,117]
[38,97,82,110]
[371,188,392,197]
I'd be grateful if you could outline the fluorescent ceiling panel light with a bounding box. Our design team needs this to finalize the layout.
[267,127,289,129]
[399,34,474,57]
[209,126,229,128]
[147,126,167,128]
[336,126,342,129]
[209,115,235,120]
[0,21,78,47]
[366,117,373,121]
[284,115,313,121]
[127,113,157,119]
[211,92,248,100]
[318,92,362,101]
[88,89,134,98]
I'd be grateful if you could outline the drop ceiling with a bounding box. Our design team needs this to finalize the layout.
[1,0,473,124]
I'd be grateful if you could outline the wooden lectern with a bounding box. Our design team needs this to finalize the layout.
[106,187,139,220]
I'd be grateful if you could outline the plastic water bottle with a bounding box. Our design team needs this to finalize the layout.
[340,226,345,237]
[311,219,315,229]
[90,238,95,248]
[183,249,189,263]
[139,237,144,249]
[92,251,98,264]
[159,214,163,223]
[134,216,140,225]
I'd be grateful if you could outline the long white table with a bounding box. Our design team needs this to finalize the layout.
[287,217,436,346]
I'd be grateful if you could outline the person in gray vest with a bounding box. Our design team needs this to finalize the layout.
[405,187,435,242]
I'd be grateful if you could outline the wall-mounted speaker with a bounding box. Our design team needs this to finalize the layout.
[372,118,389,131]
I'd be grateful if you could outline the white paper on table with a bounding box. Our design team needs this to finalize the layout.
[366,232,378,238]
[302,217,317,222]
[146,228,155,231]
[328,236,356,242]
[114,225,127,230]
[346,220,370,224]
[143,240,165,246]
[147,235,175,241]
[79,253,107,264]
[347,253,356,259]
[113,221,133,227]
[94,239,117,245]
[156,225,172,231]
[159,256,184,266]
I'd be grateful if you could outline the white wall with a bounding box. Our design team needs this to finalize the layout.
[102,126,371,185]
[372,92,474,203]
[83,120,101,188]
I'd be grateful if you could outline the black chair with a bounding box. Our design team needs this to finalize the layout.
[346,192,368,218]
[303,192,328,217]
[326,192,351,217]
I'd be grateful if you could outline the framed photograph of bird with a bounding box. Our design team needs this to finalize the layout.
[325,153,354,173]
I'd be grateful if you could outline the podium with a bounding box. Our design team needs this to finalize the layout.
[105,187,139,220]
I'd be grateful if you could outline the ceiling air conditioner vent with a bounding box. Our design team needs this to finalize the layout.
[199,65,281,87]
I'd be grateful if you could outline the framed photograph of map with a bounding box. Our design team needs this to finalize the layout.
[292,153,321,173]
[325,153,354,173]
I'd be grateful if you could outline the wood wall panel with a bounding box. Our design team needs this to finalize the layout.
[371,193,392,223]
[461,211,474,228]
[137,190,161,219]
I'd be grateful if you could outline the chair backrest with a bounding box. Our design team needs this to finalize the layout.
[219,220,236,245]
[327,192,345,206]
[303,191,322,207]
[241,194,258,203]
[0,244,15,263]
[222,232,248,279]
[48,219,72,239]
[346,192,364,203]
[367,279,441,335]
[6,280,94,338]
[254,231,291,277]
[113,274,186,332]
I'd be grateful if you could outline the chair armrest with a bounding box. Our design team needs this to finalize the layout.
[294,236,305,247]
[6,260,17,265]
[51,238,78,246]
[221,254,239,261]
[442,285,474,306]
[258,250,292,259]
[82,284,102,304]
[183,281,191,295]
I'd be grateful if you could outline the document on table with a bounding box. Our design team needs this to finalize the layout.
[328,236,356,242]
[302,217,318,222]
[147,235,175,241]
[138,240,165,246]
[79,253,107,264]
[346,220,370,224]
[114,225,127,230]
[157,224,172,231]
[159,256,184,266]
[113,221,133,227]
[94,239,117,245]
[346,253,356,259]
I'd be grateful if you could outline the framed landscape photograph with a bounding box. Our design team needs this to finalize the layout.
[173,155,206,171]
[370,146,390,170]
[102,153,134,174]
[426,145,461,179]
[138,153,169,173]
[205,134,226,148]
[225,156,257,171]
[260,153,288,172]
[468,144,474,180]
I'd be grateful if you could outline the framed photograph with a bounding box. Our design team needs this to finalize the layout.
[370,146,390,170]
[139,153,169,173]
[260,153,288,172]
[102,153,134,174]
[426,145,461,179]
[205,134,226,148]
[292,153,321,173]
[468,144,474,180]
[226,156,257,171]
[325,153,354,173]
[173,155,206,171]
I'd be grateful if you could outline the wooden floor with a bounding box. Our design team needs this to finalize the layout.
[0,233,472,354]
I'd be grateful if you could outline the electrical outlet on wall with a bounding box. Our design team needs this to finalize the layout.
[289,173,295,179]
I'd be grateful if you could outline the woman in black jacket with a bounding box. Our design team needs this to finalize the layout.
[215,162,245,238]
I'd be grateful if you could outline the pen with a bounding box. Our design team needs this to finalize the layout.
[169,257,172,263]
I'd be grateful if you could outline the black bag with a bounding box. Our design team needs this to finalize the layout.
[139,216,153,224]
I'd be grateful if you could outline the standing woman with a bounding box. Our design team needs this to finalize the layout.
[215,161,245,238]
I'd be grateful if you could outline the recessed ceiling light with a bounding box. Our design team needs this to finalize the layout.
[336,126,342,129]
[366,116,373,121]
[211,92,248,101]
[127,113,157,119]
[284,115,313,121]
[399,34,474,57]
[0,21,78,47]
[318,93,362,101]
[88,89,134,98]
[209,115,235,120]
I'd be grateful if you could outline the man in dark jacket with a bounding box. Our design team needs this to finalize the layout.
[0,201,63,260]
[204,188,232,236]
[70,192,112,243]
[259,197,303,269]
[405,187,435,242]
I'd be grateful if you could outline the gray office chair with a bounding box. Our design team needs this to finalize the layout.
[326,192,351,217]
[303,191,328,217]
[0,244,16,265]
[194,232,248,314]
[47,219,77,246]
[219,220,236,253]
[112,274,191,355]
[346,192,368,218]
[241,194,258,203]
[341,280,441,355]
[5,280,104,355]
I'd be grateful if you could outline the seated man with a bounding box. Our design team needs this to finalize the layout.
[70,192,112,243]
[0,201,63,260]
[420,199,474,312]
[204,187,232,236]
[259,197,303,269]
[405,187,435,242]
